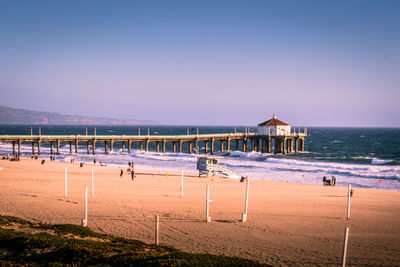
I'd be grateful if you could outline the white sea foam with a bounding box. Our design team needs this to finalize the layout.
[1,142,399,190]
[371,158,392,165]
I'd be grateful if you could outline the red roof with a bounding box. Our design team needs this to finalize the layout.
[258,116,290,126]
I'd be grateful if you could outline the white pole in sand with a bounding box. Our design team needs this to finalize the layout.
[82,186,88,227]
[181,169,184,198]
[347,184,351,220]
[64,167,67,197]
[242,179,250,222]
[342,226,350,267]
[91,166,94,197]
[206,184,212,222]
[155,214,160,246]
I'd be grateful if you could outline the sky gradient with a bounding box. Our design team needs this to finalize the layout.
[0,0,399,127]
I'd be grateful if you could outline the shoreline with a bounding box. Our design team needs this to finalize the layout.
[2,150,399,191]
[1,158,399,266]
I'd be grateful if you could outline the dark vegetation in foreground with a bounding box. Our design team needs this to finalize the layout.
[0,215,268,266]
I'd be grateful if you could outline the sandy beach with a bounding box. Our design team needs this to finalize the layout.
[0,159,399,266]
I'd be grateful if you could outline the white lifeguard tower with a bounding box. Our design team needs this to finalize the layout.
[257,114,291,136]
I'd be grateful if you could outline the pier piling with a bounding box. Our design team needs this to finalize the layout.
[172,141,176,153]
[188,141,192,154]
[75,140,78,154]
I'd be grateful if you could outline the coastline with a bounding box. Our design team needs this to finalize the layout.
[0,158,399,266]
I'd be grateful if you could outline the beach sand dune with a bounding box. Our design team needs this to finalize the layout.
[0,159,399,266]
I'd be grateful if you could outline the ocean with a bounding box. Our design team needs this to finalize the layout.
[1,125,399,190]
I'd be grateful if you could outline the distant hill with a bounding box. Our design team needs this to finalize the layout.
[0,106,159,125]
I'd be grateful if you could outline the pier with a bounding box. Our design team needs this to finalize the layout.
[0,131,306,156]
[0,116,307,156]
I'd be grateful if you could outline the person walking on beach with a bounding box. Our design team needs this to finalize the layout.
[94,159,96,165]
[120,169,123,178]
[131,161,135,177]
[131,170,135,181]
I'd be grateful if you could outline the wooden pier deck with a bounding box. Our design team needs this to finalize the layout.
[0,132,306,155]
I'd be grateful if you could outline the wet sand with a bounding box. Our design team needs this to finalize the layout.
[0,159,399,266]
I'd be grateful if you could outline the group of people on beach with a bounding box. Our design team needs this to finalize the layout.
[120,161,135,180]
[2,154,20,161]
[93,159,106,166]
[323,176,336,186]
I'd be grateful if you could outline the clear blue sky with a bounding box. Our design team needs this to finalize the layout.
[0,0,399,127]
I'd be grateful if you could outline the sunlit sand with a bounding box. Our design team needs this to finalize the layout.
[0,159,399,266]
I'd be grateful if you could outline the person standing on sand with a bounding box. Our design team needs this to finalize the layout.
[120,169,123,178]
[131,161,135,177]
[94,159,96,165]
[131,170,135,181]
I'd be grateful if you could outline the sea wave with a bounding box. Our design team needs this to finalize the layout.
[1,142,399,190]
[371,158,392,165]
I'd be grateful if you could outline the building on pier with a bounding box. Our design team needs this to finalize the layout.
[257,114,291,136]
[253,114,307,154]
